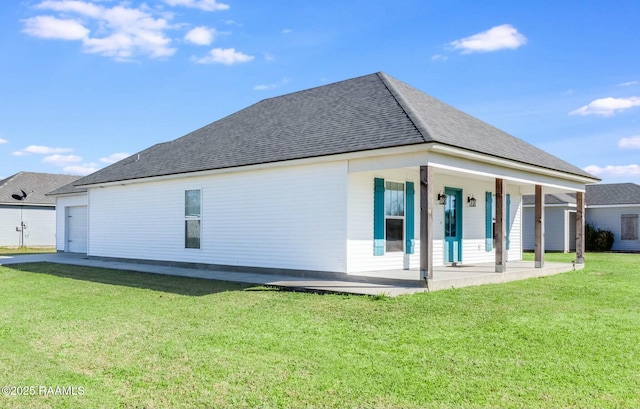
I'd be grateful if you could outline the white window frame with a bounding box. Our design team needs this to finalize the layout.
[384,181,405,253]
[185,189,202,249]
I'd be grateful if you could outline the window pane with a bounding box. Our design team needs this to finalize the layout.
[185,190,201,217]
[621,214,639,240]
[385,182,405,216]
[445,195,456,237]
[386,219,403,252]
[185,220,201,249]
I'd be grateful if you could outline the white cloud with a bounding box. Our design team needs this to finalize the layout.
[100,152,130,164]
[254,78,290,91]
[0,138,7,144]
[584,164,640,177]
[42,154,82,166]
[63,163,99,175]
[24,1,176,61]
[192,48,254,65]
[619,136,640,149]
[618,80,638,87]
[185,26,216,45]
[22,15,89,40]
[36,0,102,18]
[282,28,292,34]
[449,24,526,54]
[431,54,448,62]
[570,96,640,117]
[164,0,229,11]
[12,145,74,156]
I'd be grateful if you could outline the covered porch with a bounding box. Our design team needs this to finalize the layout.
[346,144,594,284]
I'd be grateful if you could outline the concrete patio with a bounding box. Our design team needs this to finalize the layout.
[0,253,578,296]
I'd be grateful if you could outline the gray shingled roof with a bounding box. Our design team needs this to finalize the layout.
[522,192,577,206]
[72,72,596,187]
[586,183,640,205]
[0,172,81,206]
[523,183,640,206]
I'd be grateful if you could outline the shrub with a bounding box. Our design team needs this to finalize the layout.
[585,223,615,251]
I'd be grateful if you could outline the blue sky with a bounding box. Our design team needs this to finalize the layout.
[1,0,639,185]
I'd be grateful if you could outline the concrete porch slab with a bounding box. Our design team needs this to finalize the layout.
[351,260,579,291]
[0,253,578,296]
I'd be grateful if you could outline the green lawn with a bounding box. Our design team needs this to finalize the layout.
[0,253,638,408]
[0,247,55,256]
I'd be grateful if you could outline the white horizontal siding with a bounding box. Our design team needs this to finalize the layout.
[523,206,586,252]
[89,161,348,272]
[0,206,56,247]
[22,207,56,247]
[587,207,640,251]
[346,172,523,273]
[347,169,421,273]
[0,207,22,247]
[55,195,88,251]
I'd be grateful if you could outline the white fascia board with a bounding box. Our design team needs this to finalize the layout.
[81,144,429,188]
[522,203,577,208]
[81,142,596,191]
[428,147,591,192]
[0,202,55,207]
[586,204,640,209]
[430,145,598,186]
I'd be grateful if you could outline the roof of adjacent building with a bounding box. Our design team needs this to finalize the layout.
[0,172,81,206]
[522,183,640,206]
[68,72,596,187]
[586,183,640,205]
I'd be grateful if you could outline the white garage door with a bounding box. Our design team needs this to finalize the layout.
[66,206,87,254]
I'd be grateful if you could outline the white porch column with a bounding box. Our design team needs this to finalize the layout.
[576,191,585,265]
[495,178,507,273]
[534,184,545,268]
[420,165,433,280]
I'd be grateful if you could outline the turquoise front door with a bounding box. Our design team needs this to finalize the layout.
[444,187,462,263]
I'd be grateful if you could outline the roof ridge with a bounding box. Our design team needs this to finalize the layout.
[376,72,432,144]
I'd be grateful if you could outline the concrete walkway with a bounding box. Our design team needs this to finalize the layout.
[0,253,428,297]
[0,253,577,296]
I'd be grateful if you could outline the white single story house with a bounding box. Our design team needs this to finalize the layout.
[50,72,599,283]
[0,172,80,248]
[524,183,640,252]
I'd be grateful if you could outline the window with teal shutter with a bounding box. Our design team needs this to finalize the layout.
[405,182,415,254]
[485,192,493,251]
[373,178,385,256]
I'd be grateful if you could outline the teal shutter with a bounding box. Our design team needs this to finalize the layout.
[506,194,511,250]
[373,178,385,256]
[485,192,493,251]
[405,182,415,254]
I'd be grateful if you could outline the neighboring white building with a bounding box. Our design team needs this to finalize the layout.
[50,73,599,282]
[0,172,80,248]
[523,183,640,252]
[522,193,577,253]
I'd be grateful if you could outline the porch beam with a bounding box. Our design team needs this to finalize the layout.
[576,191,585,265]
[534,184,545,268]
[420,165,433,280]
[495,178,507,273]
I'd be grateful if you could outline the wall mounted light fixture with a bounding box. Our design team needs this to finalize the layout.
[467,195,477,207]
[438,192,447,205]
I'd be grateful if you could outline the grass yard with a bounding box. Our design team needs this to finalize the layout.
[0,253,639,408]
[0,247,55,256]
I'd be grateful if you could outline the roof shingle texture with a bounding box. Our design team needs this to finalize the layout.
[0,172,81,205]
[523,183,640,206]
[74,72,595,187]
